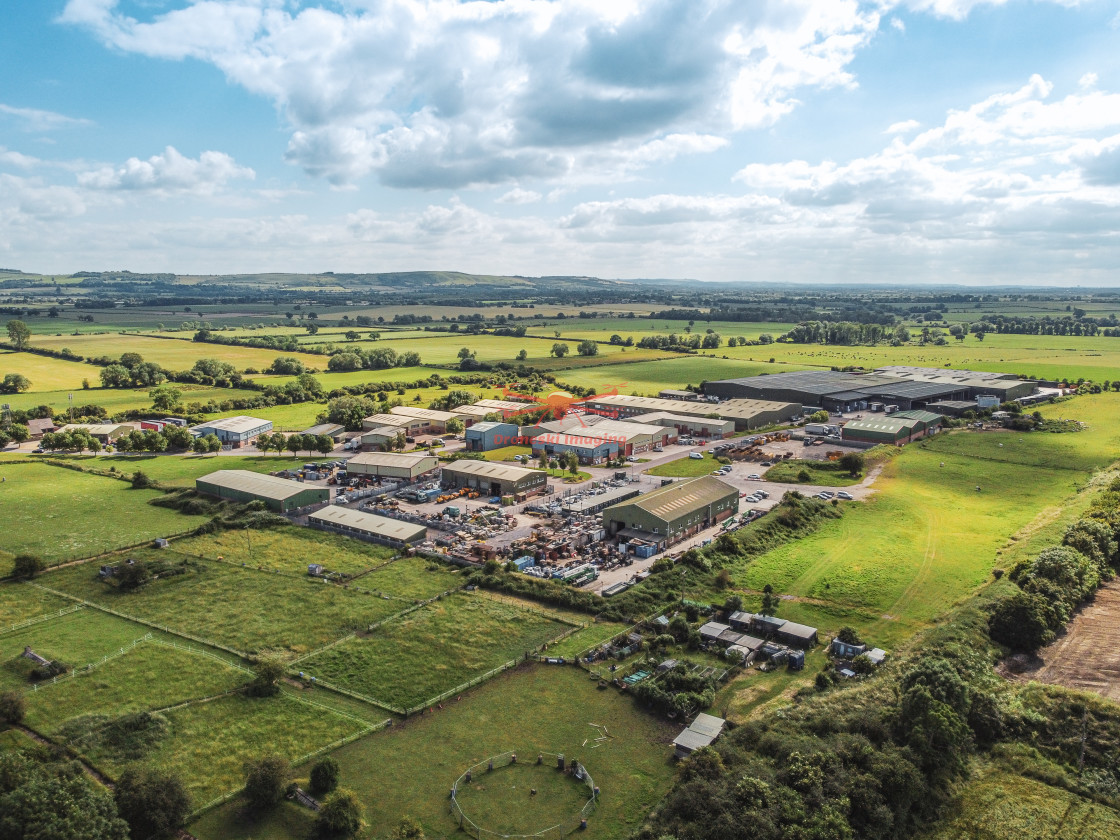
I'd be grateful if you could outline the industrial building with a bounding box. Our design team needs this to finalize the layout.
[601,475,739,549]
[388,406,456,434]
[440,460,548,498]
[58,423,132,443]
[705,368,1036,412]
[578,394,800,431]
[195,469,328,512]
[840,409,943,445]
[524,414,676,455]
[299,423,346,442]
[631,412,736,439]
[344,452,439,480]
[362,413,412,431]
[360,426,405,450]
[448,404,496,424]
[531,433,620,464]
[471,398,540,416]
[464,421,521,452]
[190,416,273,448]
[659,389,701,401]
[308,505,427,549]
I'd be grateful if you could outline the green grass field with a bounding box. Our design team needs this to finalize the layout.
[47,452,308,488]
[456,761,592,835]
[0,462,209,572]
[299,593,572,708]
[0,582,73,628]
[646,451,720,477]
[0,382,264,414]
[763,459,863,486]
[170,527,397,576]
[0,350,105,390]
[22,640,247,734]
[192,665,678,840]
[41,558,406,658]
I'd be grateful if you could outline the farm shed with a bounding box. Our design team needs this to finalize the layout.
[464,421,520,452]
[699,621,731,643]
[190,415,273,448]
[673,713,726,759]
[841,417,921,445]
[195,469,328,512]
[388,406,456,434]
[531,433,619,464]
[58,423,132,443]
[889,409,944,436]
[776,621,818,648]
[300,423,346,442]
[602,476,739,546]
[631,412,736,439]
[345,452,439,480]
[441,460,547,497]
[308,505,427,549]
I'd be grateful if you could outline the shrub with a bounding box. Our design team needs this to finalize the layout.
[11,554,44,580]
[114,767,192,840]
[310,756,340,795]
[316,788,364,837]
[244,755,290,810]
[247,656,285,698]
[0,689,25,724]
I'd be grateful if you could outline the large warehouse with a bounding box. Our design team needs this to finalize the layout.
[464,421,521,452]
[840,409,943,445]
[631,412,736,439]
[441,460,548,498]
[578,394,800,430]
[190,415,273,448]
[602,476,739,549]
[705,368,1036,412]
[195,470,328,512]
[525,415,676,455]
[388,406,456,434]
[531,433,619,464]
[344,452,439,480]
[308,505,427,549]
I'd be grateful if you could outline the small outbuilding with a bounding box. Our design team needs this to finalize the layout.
[673,713,726,759]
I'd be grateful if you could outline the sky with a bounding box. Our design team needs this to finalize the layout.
[1,0,1119,285]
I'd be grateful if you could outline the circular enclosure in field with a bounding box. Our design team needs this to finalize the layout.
[451,752,598,839]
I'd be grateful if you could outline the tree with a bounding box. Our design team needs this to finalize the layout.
[445,417,465,435]
[516,349,527,361]
[0,373,30,393]
[0,689,25,724]
[315,435,335,456]
[149,385,183,413]
[0,763,129,840]
[760,584,779,616]
[5,320,31,350]
[305,323,319,335]
[327,353,362,372]
[988,590,1056,650]
[267,432,288,455]
[309,756,340,795]
[839,452,864,477]
[285,434,301,456]
[551,342,569,358]
[809,410,829,423]
[576,340,599,356]
[244,755,290,811]
[316,789,364,837]
[100,364,132,388]
[344,330,361,341]
[248,656,285,697]
[117,560,150,591]
[457,347,475,361]
[11,554,44,580]
[114,767,191,840]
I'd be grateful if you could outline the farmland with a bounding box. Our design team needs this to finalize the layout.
[0,462,210,573]
[298,592,574,709]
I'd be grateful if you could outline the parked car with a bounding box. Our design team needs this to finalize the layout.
[747,473,761,480]
[627,455,639,462]
[711,469,723,475]
[756,490,770,498]
[689,452,704,460]
[836,491,854,500]
[760,461,773,467]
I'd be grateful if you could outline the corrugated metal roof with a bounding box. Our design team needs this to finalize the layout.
[473,399,536,411]
[361,425,403,438]
[301,423,345,436]
[451,405,494,416]
[346,453,438,469]
[689,713,726,738]
[364,414,412,427]
[615,476,737,521]
[890,410,944,423]
[390,406,456,421]
[309,505,427,541]
[533,433,614,449]
[196,469,316,501]
[842,417,915,434]
[442,460,540,481]
[193,415,271,434]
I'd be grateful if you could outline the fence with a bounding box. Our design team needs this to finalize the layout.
[24,633,152,693]
[450,751,598,840]
[0,604,84,637]
[404,656,522,716]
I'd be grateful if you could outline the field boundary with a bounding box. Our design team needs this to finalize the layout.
[0,604,85,637]
[404,656,523,716]
[23,633,152,694]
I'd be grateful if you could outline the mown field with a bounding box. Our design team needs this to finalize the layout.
[193,665,679,840]
[0,381,264,414]
[40,557,407,657]
[298,593,573,708]
[172,527,396,575]
[721,392,1120,656]
[44,452,310,488]
[0,349,105,390]
[0,462,209,572]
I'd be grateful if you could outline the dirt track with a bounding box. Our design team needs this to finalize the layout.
[1000,580,1120,702]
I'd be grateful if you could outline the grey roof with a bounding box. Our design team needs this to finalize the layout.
[346,452,438,470]
[730,610,755,625]
[778,621,818,640]
[700,621,731,638]
[196,469,316,501]
[610,476,737,522]
[309,505,427,541]
[673,728,715,751]
[193,415,271,434]
[689,713,726,738]
[301,423,345,436]
[389,406,456,421]
[466,421,516,433]
[442,460,540,481]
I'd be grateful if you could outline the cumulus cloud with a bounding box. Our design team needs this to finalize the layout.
[885,119,920,134]
[0,103,92,131]
[497,188,543,205]
[77,146,255,193]
[60,0,883,188]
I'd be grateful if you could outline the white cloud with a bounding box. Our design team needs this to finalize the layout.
[890,17,906,31]
[497,188,543,205]
[0,147,43,169]
[1079,72,1098,90]
[60,0,883,188]
[0,103,92,132]
[896,0,1082,22]
[77,146,255,194]
[886,119,921,134]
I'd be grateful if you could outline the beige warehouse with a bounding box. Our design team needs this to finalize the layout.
[345,452,439,480]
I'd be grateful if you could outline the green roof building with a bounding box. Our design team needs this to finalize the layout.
[195,469,329,512]
[840,410,943,445]
[602,476,739,549]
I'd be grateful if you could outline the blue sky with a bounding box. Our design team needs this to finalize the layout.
[1,0,1119,284]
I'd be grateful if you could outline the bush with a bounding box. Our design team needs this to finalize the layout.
[247,656,285,698]
[130,470,155,489]
[0,689,25,724]
[310,756,340,795]
[244,755,290,811]
[11,554,44,580]
[316,789,364,837]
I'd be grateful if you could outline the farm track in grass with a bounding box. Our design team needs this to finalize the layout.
[192,665,679,840]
